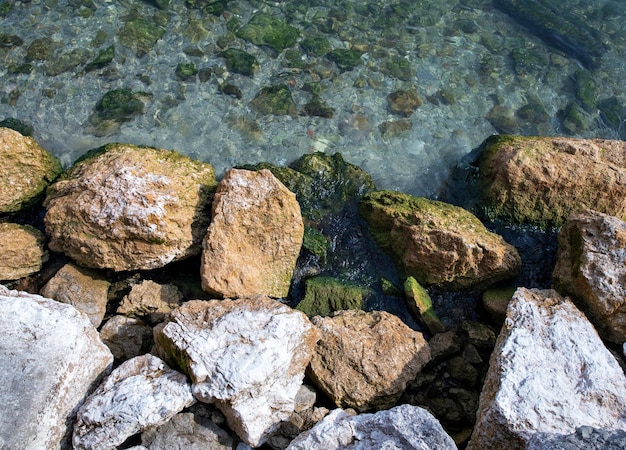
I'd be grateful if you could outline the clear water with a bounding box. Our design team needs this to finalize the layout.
[1,0,624,197]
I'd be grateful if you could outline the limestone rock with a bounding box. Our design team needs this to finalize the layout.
[468,288,626,450]
[0,222,48,280]
[307,310,430,412]
[527,427,626,450]
[0,127,62,212]
[44,143,216,271]
[155,296,319,447]
[73,354,195,450]
[478,135,626,228]
[552,210,626,343]
[200,168,303,298]
[287,404,456,449]
[360,190,521,289]
[99,315,153,361]
[40,262,110,328]
[0,285,113,449]
[117,279,183,324]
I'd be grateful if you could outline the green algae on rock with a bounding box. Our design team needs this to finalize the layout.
[250,84,297,116]
[300,36,331,57]
[175,62,198,80]
[84,45,115,72]
[119,15,168,57]
[327,48,363,71]
[404,276,446,335]
[220,48,258,76]
[303,95,335,119]
[87,89,151,136]
[236,13,300,53]
[296,275,370,318]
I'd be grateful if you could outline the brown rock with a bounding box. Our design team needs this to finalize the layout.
[201,169,304,298]
[387,89,422,117]
[307,310,430,412]
[478,135,626,228]
[99,315,153,361]
[117,279,183,324]
[0,127,62,213]
[44,143,216,271]
[552,210,626,343]
[40,263,110,328]
[0,223,48,280]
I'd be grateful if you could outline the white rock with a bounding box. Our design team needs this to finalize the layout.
[73,354,195,450]
[0,285,113,449]
[468,288,626,449]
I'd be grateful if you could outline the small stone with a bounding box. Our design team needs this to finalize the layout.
[236,13,300,53]
[117,279,183,324]
[250,84,297,116]
[387,89,422,117]
[99,315,153,361]
[221,48,258,76]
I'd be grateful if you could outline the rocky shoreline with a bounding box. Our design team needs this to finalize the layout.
[1,125,626,449]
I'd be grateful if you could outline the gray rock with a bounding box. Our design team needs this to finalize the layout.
[528,426,626,450]
[99,315,153,361]
[0,285,113,449]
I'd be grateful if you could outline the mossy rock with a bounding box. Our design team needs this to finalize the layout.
[303,95,334,118]
[84,45,115,72]
[0,0,14,17]
[119,16,167,57]
[574,69,597,112]
[296,275,370,317]
[220,48,258,76]
[236,13,300,53]
[25,38,60,62]
[327,48,363,71]
[186,0,229,15]
[597,97,625,132]
[384,55,414,81]
[175,62,198,80]
[404,276,445,334]
[95,89,146,121]
[250,84,297,116]
[558,102,591,134]
[482,286,516,326]
[300,36,331,57]
[0,33,22,48]
[45,48,91,76]
[0,118,34,136]
[302,225,331,259]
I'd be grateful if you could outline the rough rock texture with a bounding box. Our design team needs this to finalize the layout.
[155,296,319,447]
[0,285,113,450]
[73,354,195,450]
[478,135,626,228]
[360,190,521,289]
[0,222,48,280]
[40,262,110,328]
[552,210,626,343]
[44,143,216,271]
[307,310,430,412]
[527,426,626,450]
[0,127,62,213]
[286,405,456,449]
[117,279,183,324]
[99,315,153,361]
[467,288,626,450]
[200,168,304,298]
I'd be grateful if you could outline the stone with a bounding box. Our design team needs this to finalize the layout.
[482,286,516,326]
[552,210,626,343]
[360,190,521,289]
[0,285,113,449]
[467,288,626,450]
[250,84,298,116]
[99,315,153,361]
[236,13,300,53]
[119,15,168,57]
[221,48,258,76]
[44,143,216,271]
[403,276,446,334]
[327,48,363,71]
[296,275,370,317]
[286,404,456,449]
[307,310,430,412]
[155,296,319,447]
[477,135,626,228]
[0,223,48,280]
[387,89,422,117]
[40,262,110,328]
[200,169,303,299]
[73,354,195,450]
[527,426,626,450]
[117,279,183,324]
[0,127,62,213]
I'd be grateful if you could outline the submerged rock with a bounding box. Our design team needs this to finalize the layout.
[119,15,168,57]
[236,13,300,53]
[0,223,48,280]
[250,84,298,116]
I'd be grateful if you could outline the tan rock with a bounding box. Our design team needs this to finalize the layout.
[117,279,183,324]
[478,135,626,228]
[307,310,430,412]
[201,168,304,298]
[99,315,153,361]
[360,190,521,289]
[0,127,62,213]
[552,210,626,343]
[44,143,216,271]
[40,263,110,328]
[0,223,48,280]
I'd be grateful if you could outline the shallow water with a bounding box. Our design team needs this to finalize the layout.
[1,0,625,197]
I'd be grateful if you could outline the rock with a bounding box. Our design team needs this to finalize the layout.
[200,169,303,298]
[387,89,422,117]
[360,190,521,289]
[477,135,626,228]
[236,13,300,53]
[117,279,183,324]
[0,285,113,449]
[40,262,110,328]
[221,48,258,76]
[307,310,430,412]
[250,84,298,117]
[527,426,626,450]
[482,286,516,326]
[99,315,153,361]
[302,95,335,119]
[327,48,363,71]
[0,127,62,213]
[296,275,371,317]
[73,354,195,450]
[286,404,456,449]
[379,119,413,138]
[119,15,168,57]
[155,296,319,447]
[403,276,446,334]
[44,143,216,271]
[0,223,48,280]
[468,288,626,450]
[552,210,626,343]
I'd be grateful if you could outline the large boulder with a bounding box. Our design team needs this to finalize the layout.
[360,190,521,289]
[552,210,626,343]
[44,143,216,271]
[73,354,195,450]
[200,168,303,298]
[0,223,48,280]
[0,127,62,213]
[155,296,319,447]
[468,288,626,450]
[307,310,430,412]
[0,285,113,449]
[477,135,626,228]
[286,405,456,449]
